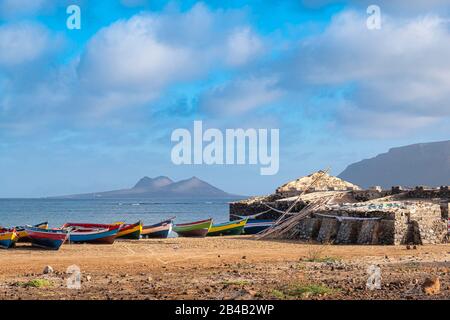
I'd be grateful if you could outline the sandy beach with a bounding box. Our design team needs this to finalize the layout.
[0,237,449,300]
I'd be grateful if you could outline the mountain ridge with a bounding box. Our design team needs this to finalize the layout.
[50,176,243,199]
[338,140,450,189]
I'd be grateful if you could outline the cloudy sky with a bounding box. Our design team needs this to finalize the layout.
[1,0,449,197]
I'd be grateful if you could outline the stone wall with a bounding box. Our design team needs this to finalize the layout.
[252,204,448,245]
[440,201,449,219]
[393,202,448,245]
[351,190,390,202]
[405,186,450,199]
[230,187,449,245]
[229,200,305,221]
[288,211,396,245]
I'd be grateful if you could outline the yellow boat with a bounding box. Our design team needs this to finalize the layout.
[0,228,18,249]
[116,221,142,239]
[16,222,49,242]
[207,219,248,237]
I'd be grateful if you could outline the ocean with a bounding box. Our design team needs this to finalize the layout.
[0,198,239,230]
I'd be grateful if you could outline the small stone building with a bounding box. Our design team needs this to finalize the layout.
[290,201,448,245]
[230,171,449,245]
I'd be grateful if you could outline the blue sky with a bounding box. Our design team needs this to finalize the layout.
[1,0,450,197]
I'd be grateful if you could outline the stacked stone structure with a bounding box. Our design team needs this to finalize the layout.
[230,172,449,245]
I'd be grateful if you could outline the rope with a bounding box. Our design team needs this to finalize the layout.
[313,213,383,222]
[230,208,272,219]
[263,203,300,215]
[256,168,331,239]
[231,205,300,220]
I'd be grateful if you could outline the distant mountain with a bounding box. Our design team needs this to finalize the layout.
[52,176,242,199]
[339,140,450,189]
[133,176,173,189]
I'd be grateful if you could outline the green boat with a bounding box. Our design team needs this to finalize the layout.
[207,219,248,237]
[173,218,213,237]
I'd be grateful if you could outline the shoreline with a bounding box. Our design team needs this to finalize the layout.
[0,237,449,300]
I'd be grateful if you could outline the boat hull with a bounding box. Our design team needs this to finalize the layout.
[67,227,119,244]
[173,219,212,238]
[117,221,142,239]
[207,219,247,237]
[142,219,173,239]
[176,228,209,237]
[25,227,68,250]
[243,219,275,235]
[16,222,48,242]
[0,231,17,249]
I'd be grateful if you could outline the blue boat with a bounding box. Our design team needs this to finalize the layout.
[65,225,120,244]
[24,227,68,250]
[0,228,18,249]
[243,219,275,235]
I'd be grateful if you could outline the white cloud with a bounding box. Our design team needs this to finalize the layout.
[78,16,194,105]
[225,27,264,66]
[302,0,450,16]
[0,23,53,66]
[76,4,265,113]
[280,11,450,137]
[0,0,52,18]
[199,77,283,115]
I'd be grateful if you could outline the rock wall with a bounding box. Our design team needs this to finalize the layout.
[229,200,305,221]
[405,186,450,199]
[440,201,449,219]
[394,202,448,245]
[336,220,361,244]
[230,187,449,245]
[289,212,396,245]
[257,204,448,245]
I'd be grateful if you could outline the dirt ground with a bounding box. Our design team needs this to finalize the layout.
[0,236,449,300]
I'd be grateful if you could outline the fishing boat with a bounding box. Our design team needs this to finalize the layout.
[24,227,68,250]
[63,222,123,229]
[63,223,121,244]
[0,228,18,249]
[141,218,173,239]
[243,219,275,234]
[173,218,212,238]
[207,218,248,237]
[117,221,142,239]
[16,222,49,242]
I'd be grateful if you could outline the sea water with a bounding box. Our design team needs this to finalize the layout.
[0,198,238,230]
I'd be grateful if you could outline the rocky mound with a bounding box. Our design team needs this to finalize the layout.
[276,171,361,197]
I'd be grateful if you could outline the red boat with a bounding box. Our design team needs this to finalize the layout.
[24,227,68,250]
[63,222,123,229]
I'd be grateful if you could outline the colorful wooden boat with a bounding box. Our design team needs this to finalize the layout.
[141,218,173,239]
[243,219,275,234]
[0,228,18,249]
[24,227,68,250]
[63,222,123,229]
[16,222,49,242]
[207,219,248,237]
[117,221,142,239]
[173,218,212,238]
[63,223,121,244]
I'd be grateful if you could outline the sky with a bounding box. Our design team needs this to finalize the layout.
[1,0,450,197]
